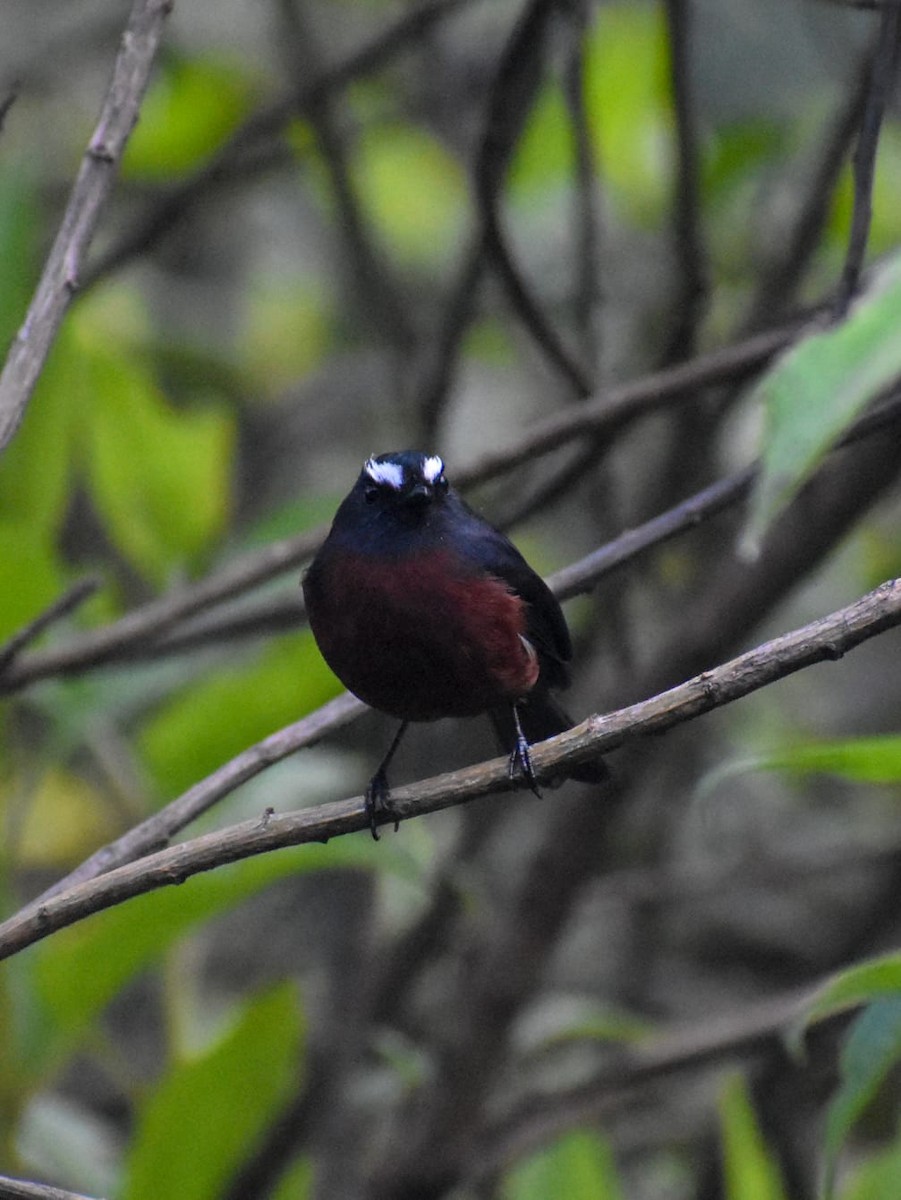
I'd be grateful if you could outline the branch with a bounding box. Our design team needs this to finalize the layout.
[660,0,710,364]
[0,0,171,454]
[475,0,593,397]
[1,577,898,962]
[0,577,99,672]
[0,1176,102,1200]
[833,5,901,317]
[477,982,841,1180]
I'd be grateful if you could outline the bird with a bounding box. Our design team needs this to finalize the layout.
[302,450,607,838]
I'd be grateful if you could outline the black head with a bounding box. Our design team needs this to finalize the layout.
[357,450,449,516]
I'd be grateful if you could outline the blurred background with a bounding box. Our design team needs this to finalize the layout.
[1,0,901,1197]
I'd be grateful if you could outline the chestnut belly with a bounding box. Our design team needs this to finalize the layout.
[305,553,540,721]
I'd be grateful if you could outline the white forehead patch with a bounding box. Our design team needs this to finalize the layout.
[364,457,405,490]
[422,455,444,484]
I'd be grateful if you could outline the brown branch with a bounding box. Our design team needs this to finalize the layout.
[1,576,898,963]
[0,0,172,454]
[476,982,840,1181]
[0,577,100,672]
[659,0,709,364]
[744,47,871,331]
[29,691,364,907]
[475,0,593,397]
[0,1176,102,1200]
[833,5,901,317]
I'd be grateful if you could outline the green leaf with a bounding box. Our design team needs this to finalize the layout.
[503,1130,623,1200]
[789,956,901,1057]
[822,998,901,1199]
[0,323,78,537]
[742,251,901,554]
[0,164,39,351]
[697,735,901,805]
[80,319,234,584]
[138,632,341,796]
[349,122,467,267]
[0,525,65,643]
[122,983,302,1200]
[583,3,671,223]
[123,53,257,180]
[509,82,575,195]
[719,1073,787,1200]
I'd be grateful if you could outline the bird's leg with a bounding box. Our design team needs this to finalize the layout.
[509,703,541,797]
[365,720,409,840]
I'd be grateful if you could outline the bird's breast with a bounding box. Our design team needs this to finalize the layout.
[304,549,540,721]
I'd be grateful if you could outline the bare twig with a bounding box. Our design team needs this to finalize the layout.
[0,578,100,672]
[476,982,840,1180]
[0,86,18,132]
[476,0,593,397]
[563,0,604,374]
[745,48,871,331]
[29,691,363,907]
[0,1176,102,1200]
[1,576,899,962]
[82,0,476,288]
[660,0,709,364]
[276,0,414,357]
[833,4,901,317]
[0,0,172,454]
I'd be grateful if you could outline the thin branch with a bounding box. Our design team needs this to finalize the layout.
[417,231,486,445]
[276,0,415,356]
[29,691,363,907]
[81,0,476,289]
[0,1177,102,1200]
[0,85,18,132]
[475,0,593,397]
[1,576,899,962]
[833,4,901,318]
[744,47,871,331]
[0,0,172,454]
[660,0,709,364]
[0,577,99,672]
[476,982,841,1180]
[563,0,604,374]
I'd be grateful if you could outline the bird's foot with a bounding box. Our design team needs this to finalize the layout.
[364,769,399,841]
[508,733,542,798]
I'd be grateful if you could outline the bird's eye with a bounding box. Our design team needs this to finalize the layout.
[364,486,379,504]
[435,476,448,493]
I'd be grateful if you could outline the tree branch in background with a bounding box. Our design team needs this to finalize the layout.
[660,0,710,364]
[0,578,99,673]
[81,0,477,289]
[476,0,593,397]
[0,576,898,963]
[0,1175,101,1200]
[744,44,871,331]
[833,3,901,317]
[0,0,172,454]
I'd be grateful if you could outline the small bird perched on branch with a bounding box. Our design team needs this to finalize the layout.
[303,450,607,837]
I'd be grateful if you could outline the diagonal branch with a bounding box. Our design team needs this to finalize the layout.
[0,0,172,454]
[0,576,898,963]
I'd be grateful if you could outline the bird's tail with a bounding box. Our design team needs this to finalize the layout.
[489,692,609,785]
